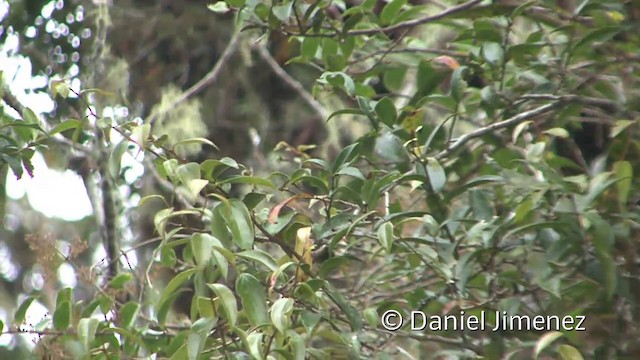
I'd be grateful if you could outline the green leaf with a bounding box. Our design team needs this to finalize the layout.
[170,344,188,360]
[394,4,427,23]
[421,114,450,155]
[187,333,201,360]
[236,274,269,327]
[504,221,566,239]
[196,297,216,318]
[558,344,584,360]
[131,123,151,149]
[318,255,357,279]
[610,119,635,138]
[161,248,177,269]
[332,142,360,173]
[9,119,41,142]
[237,249,278,272]
[301,310,321,335]
[243,192,267,211]
[53,301,71,330]
[77,318,99,353]
[14,296,38,324]
[56,287,72,306]
[455,252,476,293]
[415,60,439,99]
[470,189,494,221]
[526,142,546,162]
[287,329,306,360]
[208,283,238,327]
[574,25,623,49]
[383,67,407,92]
[109,139,130,179]
[270,297,294,333]
[176,162,201,183]
[473,19,503,42]
[375,97,397,127]
[188,318,216,360]
[577,172,616,210]
[162,158,180,182]
[99,295,114,314]
[271,261,296,287]
[158,269,197,324]
[511,0,537,18]
[301,37,319,60]
[155,208,201,239]
[201,157,239,178]
[49,119,82,136]
[363,307,378,327]
[324,282,363,331]
[211,204,233,249]
[342,14,363,37]
[356,96,378,129]
[226,0,245,7]
[50,79,70,98]
[109,273,134,289]
[514,198,533,223]
[319,71,355,95]
[482,42,504,65]
[174,137,219,152]
[191,233,214,268]
[222,199,255,250]
[167,332,192,356]
[426,158,446,193]
[120,302,141,329]
[272,3,293,22]
[543,127,569,138]
[245,331,264,360]
[327,108,365,122]
[377,222,394,253]
[212,242,232,281]
[208,2,230,13]
[585,212,616,300]
[380,0,407,25]
[450,66,467,102]
[176,162,206,199]
[534,331,563,359]
[613,161,632,206]
[216,175,274,188]
[22,107,39,124]
[336,166,365,180]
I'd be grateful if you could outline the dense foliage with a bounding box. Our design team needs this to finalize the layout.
[1,0,639,359]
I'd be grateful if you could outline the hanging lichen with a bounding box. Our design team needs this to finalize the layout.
[149,84,207,158]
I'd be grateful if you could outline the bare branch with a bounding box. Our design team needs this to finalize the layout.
[148,31,242,124]
[435,102,562,160]
[350,47,466,65]
[517,94,619,110]
[254,43,329,120]
[349,0,483,36]
[277,0,483,38]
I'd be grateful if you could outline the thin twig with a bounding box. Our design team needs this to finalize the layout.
[517,94,619,109]
[253,43,329,120]
[280,0,483,37]
[435,101,563,160]
[148,31,242,124]
[351,29,410,76]
[376,328,478,351]
[350,48,466,65]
